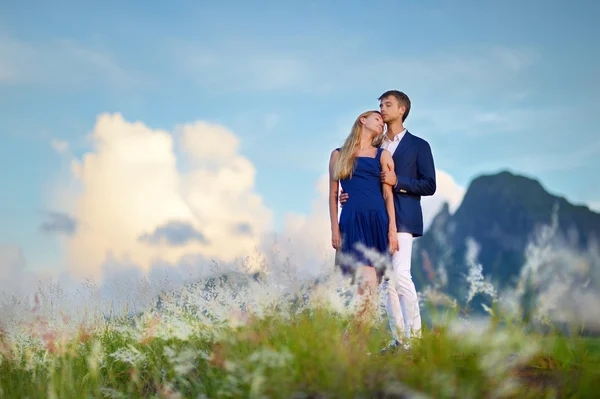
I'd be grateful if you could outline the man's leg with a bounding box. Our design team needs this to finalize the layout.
[384,265,404,344]
[394,232,421,339]
[385,232,421,343]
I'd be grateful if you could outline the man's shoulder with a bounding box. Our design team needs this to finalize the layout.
[406,131,431,147]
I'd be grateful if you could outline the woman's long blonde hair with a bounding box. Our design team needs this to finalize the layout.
[333,110,384,180]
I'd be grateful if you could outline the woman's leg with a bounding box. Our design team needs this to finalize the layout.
[351,266,378,343]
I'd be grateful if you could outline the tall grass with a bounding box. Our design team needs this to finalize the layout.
[1,216,599,398]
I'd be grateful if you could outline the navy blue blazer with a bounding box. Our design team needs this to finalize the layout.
[383,131,436,237]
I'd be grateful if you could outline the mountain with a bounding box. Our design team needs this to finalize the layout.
[412,170,600,304]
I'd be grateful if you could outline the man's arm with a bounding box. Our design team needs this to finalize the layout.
[393,141,436,196]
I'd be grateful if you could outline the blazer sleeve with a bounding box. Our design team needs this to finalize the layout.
[393,140,436,196]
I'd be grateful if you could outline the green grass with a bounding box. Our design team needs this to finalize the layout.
[1,302,599,399]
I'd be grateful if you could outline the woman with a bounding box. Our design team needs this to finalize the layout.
[328,110,398,336]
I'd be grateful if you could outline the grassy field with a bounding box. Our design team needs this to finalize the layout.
[1,271,599,399]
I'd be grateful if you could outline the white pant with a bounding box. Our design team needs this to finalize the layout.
[383,232,422,342]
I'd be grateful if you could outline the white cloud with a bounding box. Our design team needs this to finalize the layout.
[0,36,140,90]
[60,113,272,283]
[0,246,57,297]
[0,245,26,295]
[40,211,78,236]
[51,139,69,154]
[589,201,600,213]
[177,42,310,92]
[273,174,336,278]
[421,170,466,231]
[178,121,240,165]
[410,104,552,139]
[172,39,536,98]
[357,46,537,97]
[471,136,600,175]
[264,113,280,131]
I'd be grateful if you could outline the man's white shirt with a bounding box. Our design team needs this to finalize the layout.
[380,128,406,155]
[380,128,406,190]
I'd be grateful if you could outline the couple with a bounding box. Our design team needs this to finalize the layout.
[328,90,436,352]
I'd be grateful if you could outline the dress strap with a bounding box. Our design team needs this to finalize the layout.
[376,147,383,160]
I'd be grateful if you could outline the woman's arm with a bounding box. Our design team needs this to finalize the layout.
[329,149,341,249]
[381,150,399,253]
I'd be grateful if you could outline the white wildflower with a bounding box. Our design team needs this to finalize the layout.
[112,324,141,342]
[447,315,541,397]
[481,303,494,316]
[109,345,146,366]
[247,347,294,369]
[164,345,197,375]
[157,383,183,399]
[87,340,104,377]
[497,204,600,332]
[100,387,124,399]
[168,318,194,341]
[47,381,58,399]
[437,261,448,287]
[421,286,457,308]
[464,238,496,304]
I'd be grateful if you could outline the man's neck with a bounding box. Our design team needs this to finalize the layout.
[386,121,405,140]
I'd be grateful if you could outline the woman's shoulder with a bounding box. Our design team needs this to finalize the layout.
[377,147,391,157]
[330,148,341,160]
[378,148,394,164]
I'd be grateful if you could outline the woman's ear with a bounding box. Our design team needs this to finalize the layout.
[359,116,366,125]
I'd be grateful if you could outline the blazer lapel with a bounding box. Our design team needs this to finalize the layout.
[392,131,414,159]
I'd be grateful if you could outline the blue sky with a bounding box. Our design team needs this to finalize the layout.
[1,0,599,288]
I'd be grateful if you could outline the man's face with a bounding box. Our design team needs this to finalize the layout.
[379,95,404,123]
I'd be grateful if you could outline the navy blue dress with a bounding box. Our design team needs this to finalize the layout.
[335,147,390,281]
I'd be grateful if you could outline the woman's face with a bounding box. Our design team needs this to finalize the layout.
[363,113,384,137]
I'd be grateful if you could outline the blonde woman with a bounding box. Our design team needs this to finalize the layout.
[329,110,398,332]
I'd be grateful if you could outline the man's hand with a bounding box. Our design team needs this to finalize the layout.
[339,189,349,207]
[380,163,397,186]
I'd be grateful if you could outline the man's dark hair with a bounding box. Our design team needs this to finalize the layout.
[379,90,411,122]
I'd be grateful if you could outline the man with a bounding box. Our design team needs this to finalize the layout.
[339,90,436,352]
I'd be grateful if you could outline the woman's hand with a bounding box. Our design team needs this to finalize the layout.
[388,230,399,254]
[332,227,342,250]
